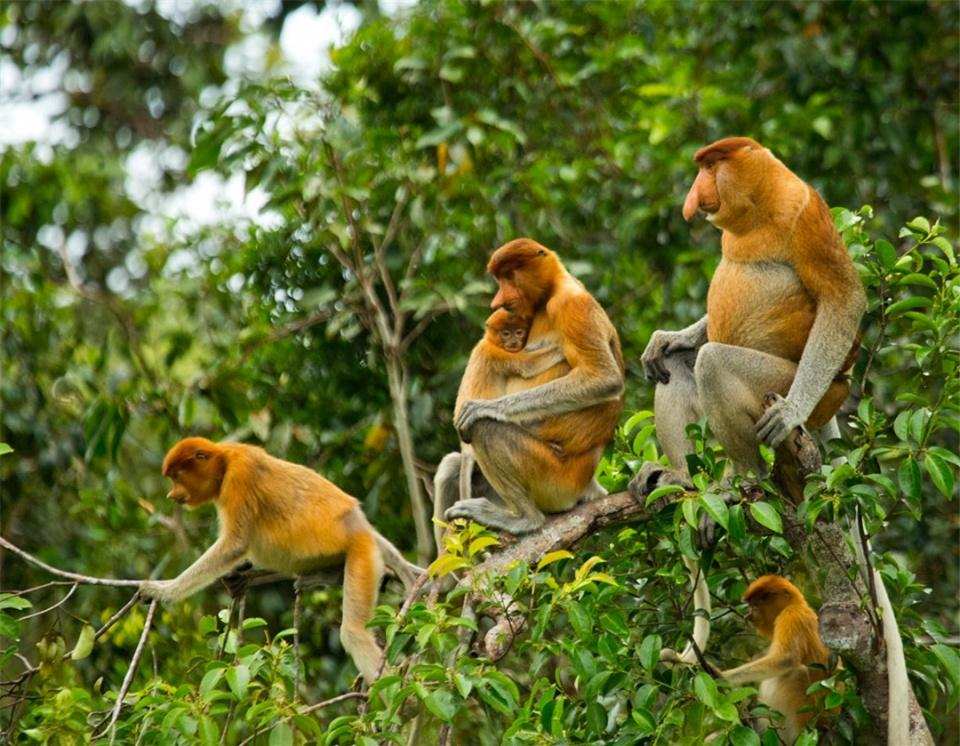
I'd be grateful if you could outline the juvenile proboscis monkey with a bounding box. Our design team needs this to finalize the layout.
[140,437,424,682]
[451,307,568,548]
[434,238,624,538]
[721,575,830,743]
[631,137,866,667]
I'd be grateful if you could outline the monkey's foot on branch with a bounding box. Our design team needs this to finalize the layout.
[627,462,693,502]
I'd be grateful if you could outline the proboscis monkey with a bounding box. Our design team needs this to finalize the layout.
[139,437,424,682]
[450,308,568,549]
[721,575,830,743]
[631,137,866,667]
[434,239,624,539]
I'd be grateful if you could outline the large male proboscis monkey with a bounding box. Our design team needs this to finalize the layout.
[720,575,831,743]
[434,238,624,540]
[140,437,425,682]
[632,137,865,670]
[453,307,568,537]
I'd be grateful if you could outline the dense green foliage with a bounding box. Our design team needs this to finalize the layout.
[1,1,957,743]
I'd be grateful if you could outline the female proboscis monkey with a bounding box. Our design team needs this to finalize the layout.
[140,437,424,682]
[721,575,831,743]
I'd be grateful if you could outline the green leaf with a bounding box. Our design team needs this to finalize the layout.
[226,664,250,698]
[422,690,456,722]
[0,443,12,456]
[699,493,729,530]
[931,643,960,690]
[681,497,700,528]
[645,483,686,507]
[932,236,955,265]
[268,722,293,746]
[0,614,20,640]
[906,216,931,234]
[70,625,95,661]
[537,550,574,570]
[874,239,897,269]
[198,716,218,746]
[730,725,761,746]
[749,502,783,534]
[897,273,938,290]
[200,667,225,696]
[638,634,662,671]
[924,454,955,499]
[0,594,32,612]
[427,554,470,577]
[898,459,922,506]
[886,296,931,316]
[693,671,718,709]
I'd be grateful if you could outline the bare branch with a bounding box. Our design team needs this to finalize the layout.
[0,537,142,587]
[105,598,158,745]
[20,583,78,620]
[399,303,457,354]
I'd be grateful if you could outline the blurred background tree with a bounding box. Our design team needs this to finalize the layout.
[1,0,956,742]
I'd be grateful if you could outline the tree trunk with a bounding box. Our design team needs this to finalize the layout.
[385,354,433,565]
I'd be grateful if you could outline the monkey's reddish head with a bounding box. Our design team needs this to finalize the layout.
[487,238,563,313]
[742,574,807,638]
[682,136,771,228]
[162,437,226,508]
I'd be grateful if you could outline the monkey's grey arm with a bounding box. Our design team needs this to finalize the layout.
[455,344,623,433]
[513,346,567,379]
[757,291,864,447]
[721,652,796,685]
[141,538,248,602]
[641,316,708,384]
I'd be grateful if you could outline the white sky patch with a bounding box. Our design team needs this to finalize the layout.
[280,2,362,85]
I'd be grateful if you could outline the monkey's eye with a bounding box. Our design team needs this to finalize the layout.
[195,452,208,461]
[536,249,546,256]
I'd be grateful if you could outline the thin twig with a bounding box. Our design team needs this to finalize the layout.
[292,577,302,701]
[237,692,364,746]
[0,537,141,587]
[20,583,78,620]
[104,598,158,745]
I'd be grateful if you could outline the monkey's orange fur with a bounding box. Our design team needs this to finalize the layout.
[722,575,830,742]
[684,137,862,427]
[148,437,422,682]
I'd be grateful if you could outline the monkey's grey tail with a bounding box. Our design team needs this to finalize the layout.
[660,556,711,665]
[850,511,912,746]
[374,533,425,592]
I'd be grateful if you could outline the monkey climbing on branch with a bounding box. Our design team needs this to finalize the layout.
[631,137,866,671]
[434,238,624,539]
[139,437,424,683]
[720,575,832,743]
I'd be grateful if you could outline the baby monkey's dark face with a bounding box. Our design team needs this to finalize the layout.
[498,326,528,352]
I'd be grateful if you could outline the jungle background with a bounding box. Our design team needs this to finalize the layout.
[1,1,958,743]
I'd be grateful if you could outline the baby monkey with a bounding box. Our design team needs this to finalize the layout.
[140,437,425,683]
[721,574,831,743]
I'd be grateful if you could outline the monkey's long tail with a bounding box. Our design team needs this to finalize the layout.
[374,533,426,592]
[850,511,913,746]
[660,556,711,665]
